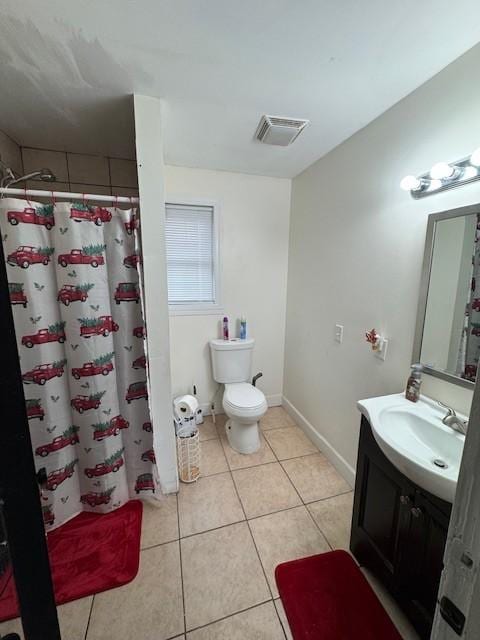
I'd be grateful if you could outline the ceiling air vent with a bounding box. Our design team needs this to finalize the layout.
[255,115,309,146]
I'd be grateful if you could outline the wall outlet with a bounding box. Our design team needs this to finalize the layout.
[335,324,344,343]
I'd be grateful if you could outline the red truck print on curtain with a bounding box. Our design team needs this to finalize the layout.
[123,253,140,269]
[70,204,112,226]
[132,355,146,370]
[80,487,115,507]
[35,426,80,457]
[143,421,152,433]
[114,282,140,304]
[72,352,115,379]
[126,381,148,403]
[71,391,106,413]
[472,298,480,312]
[46,459,78,490]
[57,283,94,306]
[9,283,28,307]
[22,359,67,385]
[58,245,105,268]
[8,205,55,230]
[471,323,480,337]
[26,398,45,421]
[133,325,146,339]
[84,448,124,478]
[22,321,66,348]
[92,415,129,441]
[141,449,156,463]
[135,473,155,494]
[78,316,119,338]
[7,246,54,268]
[124,216,138,235]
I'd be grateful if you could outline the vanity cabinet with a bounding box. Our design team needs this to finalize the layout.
[350,416,451,639]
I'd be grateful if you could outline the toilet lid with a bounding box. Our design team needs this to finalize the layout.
[224,383,265,409]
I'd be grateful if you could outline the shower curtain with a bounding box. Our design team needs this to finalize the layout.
[463,214,480,382]
[0,198,157,531]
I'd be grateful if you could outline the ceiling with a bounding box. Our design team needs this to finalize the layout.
[1,1,480,178]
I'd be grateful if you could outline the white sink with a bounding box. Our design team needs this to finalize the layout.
[358,393,465,503]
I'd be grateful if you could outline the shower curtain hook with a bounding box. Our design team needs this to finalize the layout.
[82,193,88,208]
[114,194,119,210]
[51,190,56,207]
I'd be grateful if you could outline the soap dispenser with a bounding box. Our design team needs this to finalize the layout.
[405,364,423,403]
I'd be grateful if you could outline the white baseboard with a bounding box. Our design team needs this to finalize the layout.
[266,393,283,407]
[282,395,356,488]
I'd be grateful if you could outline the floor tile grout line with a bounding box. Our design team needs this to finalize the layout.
[305,488,354,505]
[140,483,351,548]
[260,423,336,595]
[277,446,339,551]
[278,446,352,504]
[183,598,275,636]
[261,416,341,551]
[229,467,277,602]
[180,515,247,541]
[83,593,95,640]
[176,493,187,637]
[272,598,290,640]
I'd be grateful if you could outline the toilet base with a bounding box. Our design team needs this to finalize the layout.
[225,418,261,454]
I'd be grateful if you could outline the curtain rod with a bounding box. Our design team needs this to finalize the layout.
[0,187,139,205]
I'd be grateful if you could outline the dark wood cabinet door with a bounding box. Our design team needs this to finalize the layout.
[351,417,413,588]
[400,492,450,637]
[351,416,452,640]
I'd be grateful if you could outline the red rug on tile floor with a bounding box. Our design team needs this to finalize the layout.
[0,500,143,622]
[275,550,403,640]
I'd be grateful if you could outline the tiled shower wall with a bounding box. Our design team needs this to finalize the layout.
[21,147,138,199]
[0,129,138,199]
[0,130,23,176]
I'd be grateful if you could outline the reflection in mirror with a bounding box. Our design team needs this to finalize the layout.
[420,211,479,384]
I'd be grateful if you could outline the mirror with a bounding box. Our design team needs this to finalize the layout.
[414,205,480,388]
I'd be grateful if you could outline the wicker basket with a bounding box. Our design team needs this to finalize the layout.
[176,428,201,483]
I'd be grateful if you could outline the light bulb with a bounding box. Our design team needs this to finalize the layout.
[463,166,478,180]
[430,162,454,180]
[400,175,421,191]
[470,148,480,167]
[427,179,442,191]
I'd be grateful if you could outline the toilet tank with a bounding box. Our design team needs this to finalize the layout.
[209,338,255,383]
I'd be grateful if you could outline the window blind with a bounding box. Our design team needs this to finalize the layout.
[165,203,215,304]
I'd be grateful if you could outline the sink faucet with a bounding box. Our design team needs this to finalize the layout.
[438,402,468,435]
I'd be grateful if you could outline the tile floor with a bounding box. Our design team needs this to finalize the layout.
[0,407,419,639]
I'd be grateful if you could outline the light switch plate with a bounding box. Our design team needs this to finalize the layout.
[375,338,388,361]
[335,324,343,343]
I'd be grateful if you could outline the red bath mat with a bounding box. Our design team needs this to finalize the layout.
[0,500,143,622]
[275,550,402,640]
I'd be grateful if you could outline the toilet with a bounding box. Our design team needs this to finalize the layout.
[209,338,268,454]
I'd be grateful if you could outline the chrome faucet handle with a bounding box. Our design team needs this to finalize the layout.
[437,400,456,417]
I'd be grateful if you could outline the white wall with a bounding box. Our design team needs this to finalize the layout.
[284,44,480,477]
[134,95,178,493]
[164,166,291,412]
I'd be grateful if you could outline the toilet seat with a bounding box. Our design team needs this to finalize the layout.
[223,383,267,417]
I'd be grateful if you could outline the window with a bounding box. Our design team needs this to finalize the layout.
[165,201,221,315]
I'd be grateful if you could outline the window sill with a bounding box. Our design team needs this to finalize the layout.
[169,304,224,317]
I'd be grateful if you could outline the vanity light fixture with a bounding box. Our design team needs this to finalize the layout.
[401,149,480,198]
[429,162,456,180]
[400,175,422,192]
[470,148,480,166]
